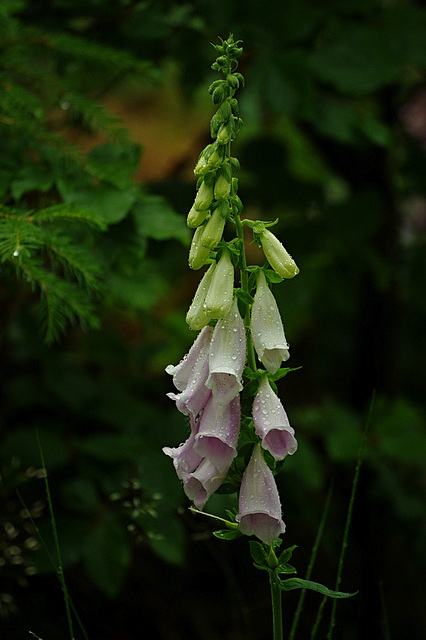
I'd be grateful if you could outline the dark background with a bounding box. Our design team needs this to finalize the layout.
[1,1,426,638]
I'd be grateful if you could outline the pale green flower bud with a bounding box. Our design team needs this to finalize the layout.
[206,146,224,170]
[203,249,234,319]
[260,229,299,279]
[214,173,231,200]
[216,123,231,145]
[187,205,209,229]
[188,226,211,270]
[201,203,227,250]
[186,263,215,330]
[194,181,213,211]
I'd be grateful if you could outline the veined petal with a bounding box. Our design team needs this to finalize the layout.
[182,458,227,510]
[195,394,240,471]
[206,297,246,404]
[251,270,289,374]
[253,376,297,460]
[163,420,203,479]
[166,326,212,391]
[236,444,285,545]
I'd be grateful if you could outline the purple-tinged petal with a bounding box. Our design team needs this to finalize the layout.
[253,376,297,460]
[166,326,212,391]
[162,422,203,480]
[182,458,227,510]
[236,444,285,545]
[195,394,240,471]
[251,271,289,374]
[206,297,246,404]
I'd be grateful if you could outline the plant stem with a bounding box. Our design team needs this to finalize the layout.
[270,572,283,640]
[234,212,257,371]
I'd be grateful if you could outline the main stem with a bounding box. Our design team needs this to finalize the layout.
[270,572,283,640]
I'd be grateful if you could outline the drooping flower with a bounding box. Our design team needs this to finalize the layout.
[252,376,297,460]
[260,228,299,279]
[251,270,289,374]
[166,326,212,419]
[206,296,246,404]
[166,326,212,392]
[203,248,234,319]
[162,416,203,479]
[195,393,240,472]
[186,263,215,330]
[182,458,228,510]
[236,444,285,545]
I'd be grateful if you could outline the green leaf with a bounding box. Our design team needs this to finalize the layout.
[10,164,54,199]
[213,529,241,541]
[278,577,357,598]
[133,195,189,245]
[87,142,141,189]
[73,434,145,462]
[82,514,131,598]
[276,563,297,575]
[249,540,268,566]
[278,544,298,564]
[236,289,254,305]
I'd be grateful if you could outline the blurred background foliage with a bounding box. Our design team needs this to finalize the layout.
[0,0,425,638]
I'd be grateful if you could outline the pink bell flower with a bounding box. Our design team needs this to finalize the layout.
[195,393,240,472]
[182,458,228,510]
[162,418,203,480]
[206,297,246,404]
[166,326,213,418]
[252,376,297,460]
[236,444,285,545]
[251,271,289,374]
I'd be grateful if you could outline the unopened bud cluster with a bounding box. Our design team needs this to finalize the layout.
[164,35,300,546]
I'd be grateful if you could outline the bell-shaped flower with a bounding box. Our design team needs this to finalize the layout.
[162,417,203,479]
[166,326,212,392]
[206,297,246,404]
[236,444,285,545]
[203,249,234,320]
[186,263,215,330]
[252,376,297,460]
[251,270,289,374]
[182,458,228,510]
[166,326,212,418]
[260,228,299,279]
[195,393,240,472]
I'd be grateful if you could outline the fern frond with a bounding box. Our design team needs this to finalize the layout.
[63,93,129,143]
[18,260,100,344]
[44,232,104,292]
[30,204,108,230]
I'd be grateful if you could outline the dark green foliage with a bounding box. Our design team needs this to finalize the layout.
[1,1,426,639]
